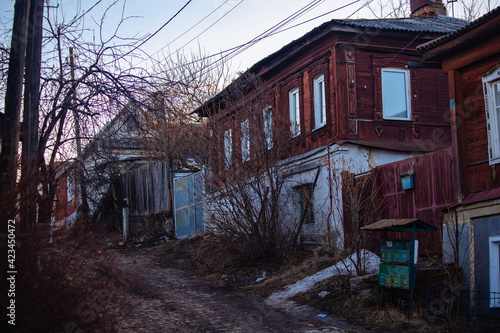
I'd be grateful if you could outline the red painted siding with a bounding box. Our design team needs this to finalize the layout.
[54,172,78,222]
[373,148,455,254]
[455,57,500,196]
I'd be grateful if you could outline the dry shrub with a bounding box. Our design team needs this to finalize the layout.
[0,222,134,332]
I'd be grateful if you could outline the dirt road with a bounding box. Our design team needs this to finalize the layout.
[92,247,361,333]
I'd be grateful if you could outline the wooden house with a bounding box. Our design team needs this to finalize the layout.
[419,6,500,314]
[54,102,151,223]
[195,1,467,246]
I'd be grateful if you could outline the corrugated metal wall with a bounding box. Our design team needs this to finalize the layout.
[374,148,455,254]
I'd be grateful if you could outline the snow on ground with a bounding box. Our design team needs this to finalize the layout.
[266,250,380,308]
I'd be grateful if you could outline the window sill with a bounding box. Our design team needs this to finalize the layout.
[312,123,326,132]
[383,116,412,121]
[489,157,500,166]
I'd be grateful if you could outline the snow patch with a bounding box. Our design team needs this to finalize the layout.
[266,250,379,307]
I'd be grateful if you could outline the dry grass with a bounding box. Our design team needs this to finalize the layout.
[290,274,449,332]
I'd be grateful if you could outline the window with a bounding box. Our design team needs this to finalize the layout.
[67,175,75,202]
[313,74,326,128]
[223,128,232,169]
[382,68,411,120]
[483,68,500,165]
[296,184,314,224]
[263,105,273,150]
[241,119,250,162]
[289,88,300,136]
[489,235,500,308]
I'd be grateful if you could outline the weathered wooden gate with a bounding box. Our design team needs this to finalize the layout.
[115,161,170,231]
[173,171,204,238]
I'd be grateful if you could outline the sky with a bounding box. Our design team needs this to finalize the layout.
[0,0,498,75]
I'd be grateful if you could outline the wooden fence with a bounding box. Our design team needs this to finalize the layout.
[114,161,170,217]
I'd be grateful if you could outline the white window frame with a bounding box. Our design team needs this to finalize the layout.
[382,68,411,120]
[489,235,500,308]
[313,74,326,129]
[263,105,273,150]
[241,119,250,162]
[223,128,232,169]
[289,88,300,137]
[482,68,500,165]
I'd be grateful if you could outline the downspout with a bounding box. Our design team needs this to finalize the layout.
[326,145,334,252]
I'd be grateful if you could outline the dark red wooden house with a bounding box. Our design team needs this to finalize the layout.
[420,6,500,314]
[196,1,467,247]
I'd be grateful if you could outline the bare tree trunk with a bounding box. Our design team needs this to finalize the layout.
[69,46,89,219]
[0,0,31,230]
[20,0,43,233]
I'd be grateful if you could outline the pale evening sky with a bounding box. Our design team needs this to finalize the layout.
[0,1,497,74]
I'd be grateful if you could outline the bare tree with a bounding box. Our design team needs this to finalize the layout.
[365,0,410,18]
[364,0,498,20]
[326,157,383,275]
[139,48,233,167]
[200,73,303,263]
[0,0,163,232]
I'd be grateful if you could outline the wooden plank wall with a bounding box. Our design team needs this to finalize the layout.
[115,161,170,216]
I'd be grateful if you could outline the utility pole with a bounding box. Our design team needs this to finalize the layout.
[20,0,44,233]
[0,0,31,230]
[69,47,89,217]
[162,97,173,215]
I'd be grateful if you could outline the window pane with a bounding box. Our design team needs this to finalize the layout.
[495,83,500,153]
[224,129,232,168]
[314,75,326,127]
[263,106,272,149]
[383,70,409,119]
[289,88,300,136]
[241,119,250,162]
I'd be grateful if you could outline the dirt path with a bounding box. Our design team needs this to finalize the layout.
[99,247,362,333]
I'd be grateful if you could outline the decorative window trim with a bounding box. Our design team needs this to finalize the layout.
[313,74,326,129]
[482,67,500,165]
[381,68,411,121]
[289,87,301,137]
[489,235,500,308]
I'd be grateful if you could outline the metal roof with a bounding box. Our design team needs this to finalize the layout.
[329,15,468,34]
[194,15,468,117]
[417,6,500,52]
[361,219,437,232]
[248,15,468,75]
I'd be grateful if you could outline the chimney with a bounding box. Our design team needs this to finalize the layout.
[410,0,447,17]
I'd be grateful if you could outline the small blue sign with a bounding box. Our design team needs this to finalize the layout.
[400,174,413,190]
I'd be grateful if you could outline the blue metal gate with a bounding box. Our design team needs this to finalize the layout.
[173,171,204,238]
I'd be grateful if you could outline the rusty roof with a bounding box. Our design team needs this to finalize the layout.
[361,219,437,232]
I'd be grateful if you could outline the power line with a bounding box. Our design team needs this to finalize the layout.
[104,0,193,66]
[173,0,245,55]
[144,0,235,63]
[68,0,103,26]
[200,0,325,74]
[147,0,363,79]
